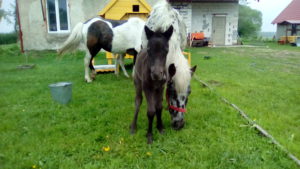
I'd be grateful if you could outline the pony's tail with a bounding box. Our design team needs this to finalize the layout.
[58,22,84,55]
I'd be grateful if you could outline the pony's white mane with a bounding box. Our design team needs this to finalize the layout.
[142,0,187,50]
[142,0,190,93]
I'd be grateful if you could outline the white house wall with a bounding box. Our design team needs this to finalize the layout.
[171,3,192,33]
[18,0,238,50]
[18,0,111,51]
[191,2,238,45]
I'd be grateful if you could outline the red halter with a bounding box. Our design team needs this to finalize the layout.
[166,88,187,113]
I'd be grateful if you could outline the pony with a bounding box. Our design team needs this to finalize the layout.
[58,17,145,82]
[130,25,174,144]
[142,0,197,130]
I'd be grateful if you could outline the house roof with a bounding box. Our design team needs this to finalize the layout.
[272,0,300,24]
[99,0,151,16]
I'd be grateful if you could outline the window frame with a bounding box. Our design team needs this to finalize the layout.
[46,0,71,33]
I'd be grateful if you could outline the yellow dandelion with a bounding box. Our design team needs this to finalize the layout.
[119,138,124,144]
[146,152,152,156]
[102,146,110,152]
[32,165,37,169]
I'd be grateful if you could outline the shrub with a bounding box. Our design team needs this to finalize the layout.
[0,33,18,45]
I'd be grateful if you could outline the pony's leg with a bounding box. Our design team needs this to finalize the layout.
[130,79,143,134]
[155,88,164,134]
[114,54,120,76]
[133,50,138,65]
[84,51,93,83]
[89,54,97,81]
[144,90,156,144]
[118,54,129,78]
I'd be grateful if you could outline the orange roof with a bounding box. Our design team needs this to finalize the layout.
[272,0,300,24]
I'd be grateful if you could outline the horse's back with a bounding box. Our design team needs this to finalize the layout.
[86,19,114,53]
[111,17,144,53]
[105,19,127,28]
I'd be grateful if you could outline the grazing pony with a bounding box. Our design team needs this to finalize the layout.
[142,0,197,130]
[58,17,145,82]
[130,25,174,144]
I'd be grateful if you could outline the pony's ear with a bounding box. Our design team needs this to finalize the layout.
[190,65,197,76]
[145,26,154,40]
[163,25,173,40]
[168,63,176,79]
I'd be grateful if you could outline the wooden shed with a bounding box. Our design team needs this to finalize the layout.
[98,0,151,20]
[272,0,300,42]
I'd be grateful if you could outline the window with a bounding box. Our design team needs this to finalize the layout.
[132,5,139,12]
[46,0,70,33]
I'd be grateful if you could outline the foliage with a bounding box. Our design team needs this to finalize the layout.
[0,8,7,21]
[0,0,17,33]
[0,33,18,45]
[238,5,262,38]
[0,44,299,169]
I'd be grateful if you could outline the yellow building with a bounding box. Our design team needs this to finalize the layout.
[98,0,151,20]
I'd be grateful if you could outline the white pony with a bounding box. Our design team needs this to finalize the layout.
[58,17,145,82]
[142,0,197,129]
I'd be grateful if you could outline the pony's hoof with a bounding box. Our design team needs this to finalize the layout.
[146,134,153,144]
[158,128,165,134]
[85,79,93,83]
[147,137,153,144]
[129,125,136,135]
[157,125,165,134]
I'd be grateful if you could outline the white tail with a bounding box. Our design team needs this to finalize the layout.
[58,22,84,55]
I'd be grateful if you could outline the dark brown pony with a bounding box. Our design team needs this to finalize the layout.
[130,25,174,144]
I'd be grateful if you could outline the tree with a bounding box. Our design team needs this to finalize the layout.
[0,0,17,33]
[0,9,7,21]
[238,5,262,38]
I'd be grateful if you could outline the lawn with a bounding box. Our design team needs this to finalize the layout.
[0,43,299,169]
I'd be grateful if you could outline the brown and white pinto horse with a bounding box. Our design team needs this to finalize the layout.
[58,17,145,82]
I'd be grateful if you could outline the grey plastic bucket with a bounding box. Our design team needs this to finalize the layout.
[49,82,72,104]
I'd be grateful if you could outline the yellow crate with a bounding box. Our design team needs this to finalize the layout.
[288,36,298,43]
[280,36,298,43]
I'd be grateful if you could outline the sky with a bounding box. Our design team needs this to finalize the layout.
[0,0,15,33]
[248,0,293,32]
[0,0,295,33]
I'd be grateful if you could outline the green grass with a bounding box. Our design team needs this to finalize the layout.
[0,43,299,169]
[189,43,300,159]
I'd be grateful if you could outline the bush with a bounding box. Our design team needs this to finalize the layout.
[0,33,18,45]
[238,5,262,38]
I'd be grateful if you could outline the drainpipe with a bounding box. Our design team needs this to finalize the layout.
[40,0,46,21]
[16,0,24,53]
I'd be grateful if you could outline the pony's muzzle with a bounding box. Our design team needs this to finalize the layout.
[172,119,185,130]
[150,68,166,81]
